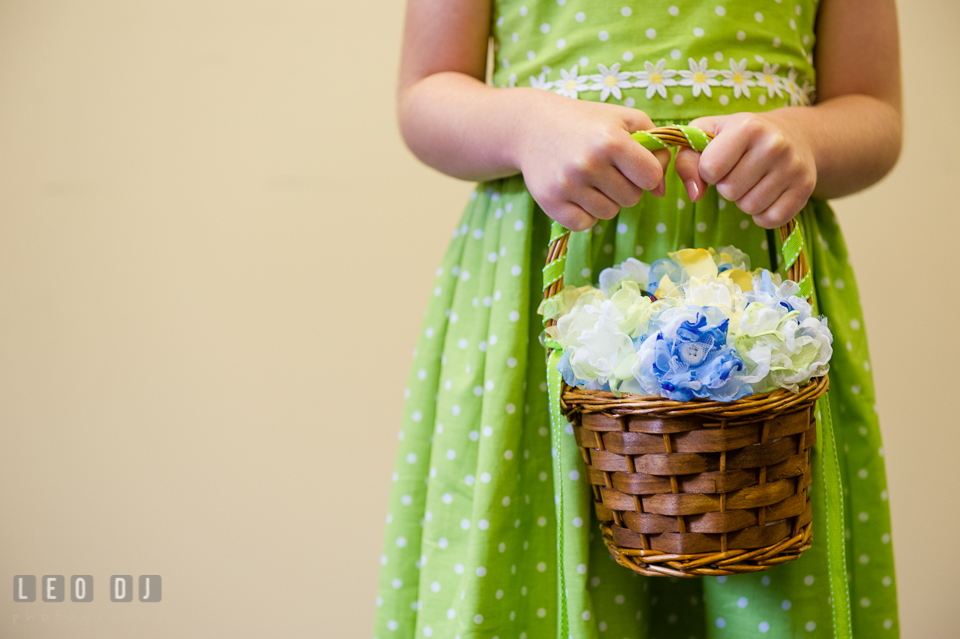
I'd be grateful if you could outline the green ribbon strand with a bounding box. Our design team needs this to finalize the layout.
[818,396,852,639]
[630,129,669,151]
[547,351,569,639]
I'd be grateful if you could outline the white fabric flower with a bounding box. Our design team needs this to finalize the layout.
[678,57,721,98]
[800,80,816,105]
[556,300,638,387]
[529,71,552,91]
[720,58,756,99]
[590,63,633,101]
[754,62,784,98]
[555,65,589,99]
[633,59,678,99]
[599,257,651,296]
[783,67,803,106]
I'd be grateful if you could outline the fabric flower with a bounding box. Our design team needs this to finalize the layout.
[754,62,785,98]
[800,80,816,106]
[783,67,803,106]
[591,62,632,102]
[730,271,832,392]
[555,65,589,99]
[555,299,638,392]
[633,306,752,401]
[634,59,678,99]
[598,257,651,297]
[609,281,674,339]
[529,71,552,91]
[721,58,757,99]
[647,258,684,295]
[709,245,752,271]
[678,57,721,98]
[539,285,599,322]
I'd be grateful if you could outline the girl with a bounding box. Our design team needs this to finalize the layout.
[376,1,902,637]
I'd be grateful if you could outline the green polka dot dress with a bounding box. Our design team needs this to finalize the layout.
[375,1,899,637]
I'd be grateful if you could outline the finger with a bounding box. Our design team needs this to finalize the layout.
[715,151,771,203]
[595,166,645,208]
[573,187,622,220]
[611,133,665,192]
[687,115,728,138]
[735,172,787,217]
[751,190,808,229]
[550,201,598,232]
[616,105,656,137]
[695,118,754,185]
[674,147,707,202]
[651,147,671,197]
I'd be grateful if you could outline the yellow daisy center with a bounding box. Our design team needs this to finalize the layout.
[733,73,744,84]
[765,75,774,85]
[693,72,706,84]
[605,75,618,87]
[650,72,662,84]
[565,79,577,91]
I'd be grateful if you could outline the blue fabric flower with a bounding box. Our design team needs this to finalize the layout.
[634,307,753,402]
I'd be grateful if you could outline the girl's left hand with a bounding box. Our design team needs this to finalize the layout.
[674,112,817,229]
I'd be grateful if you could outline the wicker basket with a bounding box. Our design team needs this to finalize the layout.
[543,125,829,577]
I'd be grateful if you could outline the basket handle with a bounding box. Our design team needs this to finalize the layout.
[541,124,812,337]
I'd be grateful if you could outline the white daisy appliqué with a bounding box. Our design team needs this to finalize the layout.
[754,62,784,98]
[783,67,803,106]
[800,80,816,105]
[721,58,757,99]
[634,58,677,99]
[555,65,589,99]
[529,71,551,90]
[591,63,632,101]
[678,57,720,98]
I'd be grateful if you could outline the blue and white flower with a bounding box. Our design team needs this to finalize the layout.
[633,306,753,401]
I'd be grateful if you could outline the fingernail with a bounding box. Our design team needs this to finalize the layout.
[655,180,666,197]
[685,181,699,202]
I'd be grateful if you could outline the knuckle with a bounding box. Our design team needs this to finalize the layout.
[698,156,720,183]
[716,181,736,201]
[596,203,620,220]
[740,113,764,135]
[766,132,788,156]
[737,197,759,216]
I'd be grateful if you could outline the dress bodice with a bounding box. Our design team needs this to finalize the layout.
[491,0,820,120]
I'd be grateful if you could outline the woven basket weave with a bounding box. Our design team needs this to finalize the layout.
[544,126,829,577]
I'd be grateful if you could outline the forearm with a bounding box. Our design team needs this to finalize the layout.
[398,73,545,182]
[764,96,902,200]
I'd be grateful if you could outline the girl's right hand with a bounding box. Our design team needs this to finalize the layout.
[513,93,672,232]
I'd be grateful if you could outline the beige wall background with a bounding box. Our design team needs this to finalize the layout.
[0,1,955,637]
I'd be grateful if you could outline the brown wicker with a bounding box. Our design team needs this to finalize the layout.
[545,126,828,577]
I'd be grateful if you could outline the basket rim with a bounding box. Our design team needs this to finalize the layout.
[561,374,829,419]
